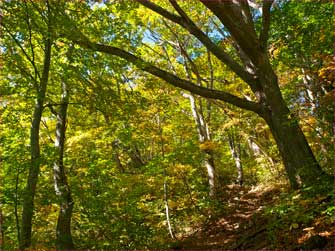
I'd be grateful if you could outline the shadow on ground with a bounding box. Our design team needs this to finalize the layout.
[176,183,334,250]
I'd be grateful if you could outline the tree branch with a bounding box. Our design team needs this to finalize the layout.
[168,0,191,22]
[259,0,274,50]
[23,1,36,72]
[162,19,202,85]
[199,0,260,63]
[239,0,256,31]
[136,0,256,85]
[70,38,263,115]
[13,62,38,88]
[46,103,58,116]
[2,23,41,82]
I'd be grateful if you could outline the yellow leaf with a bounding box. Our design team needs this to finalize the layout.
[199,140,217,151]
[290,223,299,230]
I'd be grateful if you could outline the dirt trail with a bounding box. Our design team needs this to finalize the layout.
[178,184,283,249]
[178,183,334,250]
[179,182,334,250]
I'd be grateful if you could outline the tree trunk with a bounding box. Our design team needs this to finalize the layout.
[177,35,217,197]
[164,176,175,239]
[158,115,175,239]
[258,61,328,189]
[248,137,275,166]
[118,142,145,169]
[113,152,124,173]
[184,93,216,197]
[128,146,145,168]
[112,140,125,173]
[52,82,74,250]
[204,151,216,197]
[247,137,277,175]
[263,110,327,189]
[228,130,243,186]
[20,102,44,250]
[20,38,52,250]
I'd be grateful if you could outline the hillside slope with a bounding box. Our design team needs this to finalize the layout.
[177,183,334,250]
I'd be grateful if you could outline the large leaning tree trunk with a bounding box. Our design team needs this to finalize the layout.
[20,34,52,249]
[64,0,329,189]
[49,81,74,250]
[198,0,328,189]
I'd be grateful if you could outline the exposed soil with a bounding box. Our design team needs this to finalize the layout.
[177,184,334,250]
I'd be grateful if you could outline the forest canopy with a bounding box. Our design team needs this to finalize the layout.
[0,0,333,250]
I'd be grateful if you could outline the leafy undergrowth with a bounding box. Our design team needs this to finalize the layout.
[174,182,334,250]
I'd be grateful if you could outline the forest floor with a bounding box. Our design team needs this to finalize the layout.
[175,183,334,250]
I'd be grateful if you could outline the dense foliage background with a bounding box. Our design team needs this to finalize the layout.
[0,0,333,250]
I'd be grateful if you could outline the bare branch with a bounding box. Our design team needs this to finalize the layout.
[13,62,38,89]
[162,19,202,85]
[2,23,41,81]
[23,1,39,82]
[161,44,178,74]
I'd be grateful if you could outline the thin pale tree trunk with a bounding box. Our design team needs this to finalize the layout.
[112,140,125,173]
[184,93,216,197]
[52,82,74,250]
[204,152,216,196]
[163,176,175,239]
[158,115,175,239]
[171,33,217,197]
[228,130,243,186]
[247,137,279,175]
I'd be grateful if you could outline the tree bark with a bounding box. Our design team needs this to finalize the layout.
[262,109,326,188]
[199,0,327,188]
[158,114,175,239]
[228,130,243,186]
[164,176,175,239]
[175,37,217,197]
[112,141,125,173]
[258,62,327,188]
[183,93,216,197]
[20,37,52,250]
[128,146,145,168]
[204,152,216,197]
[52,82,74,250]
[247,137,277,174]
